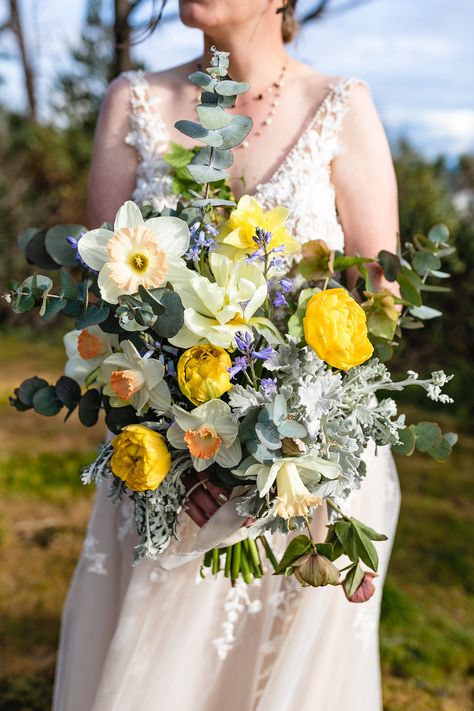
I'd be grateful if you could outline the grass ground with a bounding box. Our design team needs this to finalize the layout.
[0,331,472,710]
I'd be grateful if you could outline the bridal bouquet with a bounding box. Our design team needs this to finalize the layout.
[5,48,456,603]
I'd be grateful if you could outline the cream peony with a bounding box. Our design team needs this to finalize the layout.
[169,251,277,349]
[77,201,192,304]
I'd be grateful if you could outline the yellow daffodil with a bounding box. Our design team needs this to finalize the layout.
[177,345,232,405]
[303,288,374,370]
[219,195,299,257]
[77,201,193,304]
[110,424,171,491]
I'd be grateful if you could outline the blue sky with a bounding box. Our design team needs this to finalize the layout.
[1,0,473,157]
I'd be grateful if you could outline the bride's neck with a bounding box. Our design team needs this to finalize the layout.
[201,30,288,88]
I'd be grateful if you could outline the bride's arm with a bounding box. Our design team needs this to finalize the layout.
[87,77,139,226]
[332,85,399,292]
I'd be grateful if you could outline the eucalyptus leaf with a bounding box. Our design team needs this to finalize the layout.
[392,425,416,456]
[76,303,110,329]
[45,224,86,267]
[428,224,450,244]
[409,305,442,320]
[32,386,62,417]
[186,163,227,184]
[188,71,216,89]
[59,269,78,301]
[214,80,250,96]
[16,377,49,408]
[218,115,253,149]
[56,375,82,410]
[151,290,184,339]
[414,421,442,452]
[79,389,102,427]
[191,146,234,169]
[175,120,224,148]
[196,104,233,130]
[428,436,452,461]
[378,250,401,281]
[40,295,67,320]
[25,229,59,270]
[412,251,442,276]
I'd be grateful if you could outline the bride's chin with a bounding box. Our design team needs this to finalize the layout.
[179,0,226,31]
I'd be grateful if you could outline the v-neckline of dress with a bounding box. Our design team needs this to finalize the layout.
[140,73,346,199]
[245,79,345,198]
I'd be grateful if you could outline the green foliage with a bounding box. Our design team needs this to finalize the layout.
[392,421,458,461]
[174,46,252,207]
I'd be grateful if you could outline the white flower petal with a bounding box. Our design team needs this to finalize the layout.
[167,422,187,450]
[148,381,171,413]
[215,439,242,469]
[114,201,144,230]
[64,356,96,386]
[145,216,190,256]
[97,264,127,304]
[131,388,148,415]
[77,228,112,271]
[192,456,212,472]
[168,324,202,349]
[257,465,276,498]
[141,358,166,389]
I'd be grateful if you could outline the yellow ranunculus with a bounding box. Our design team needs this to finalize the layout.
[218,195,299,256]
[177,345,232,405]
[303,288,373,370]
[110,424,171,491]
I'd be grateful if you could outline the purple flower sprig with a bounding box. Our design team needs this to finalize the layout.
[229,331,275,388]
[185,220,217,271]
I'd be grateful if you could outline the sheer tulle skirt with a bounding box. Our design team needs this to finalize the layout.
[53,442,400,711]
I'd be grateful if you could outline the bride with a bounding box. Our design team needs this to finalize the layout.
[53,1,401,709]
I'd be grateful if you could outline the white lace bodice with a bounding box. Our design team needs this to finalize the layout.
[124,70,365,252]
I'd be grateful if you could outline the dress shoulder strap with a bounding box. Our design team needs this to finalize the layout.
[122,69,170,160]
[311,77,368,159]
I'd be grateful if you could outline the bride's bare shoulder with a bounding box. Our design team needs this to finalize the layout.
[101,59,196,111]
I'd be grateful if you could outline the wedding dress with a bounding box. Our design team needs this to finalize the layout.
[53,71,401,711]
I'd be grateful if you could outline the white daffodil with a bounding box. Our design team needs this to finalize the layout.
[235,453,341,519]
[169,251,278,349]
[77,200,192,304]
[64,326,117,386]
[167,399,241,472]
[100,340,171,415]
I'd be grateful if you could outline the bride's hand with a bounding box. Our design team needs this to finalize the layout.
[184,470,230,527]
[183,471,255,529]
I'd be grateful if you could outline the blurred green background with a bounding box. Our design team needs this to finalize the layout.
[0,1,473,710]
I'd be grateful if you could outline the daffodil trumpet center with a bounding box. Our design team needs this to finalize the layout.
[273,461,322,519]
[184,425,222,460]
[110,369,145,401]
[129,252,149,273]
[106,226,168,291]
[77,328,106,360]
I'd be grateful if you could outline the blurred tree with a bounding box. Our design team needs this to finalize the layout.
[1,0,37,122]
